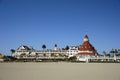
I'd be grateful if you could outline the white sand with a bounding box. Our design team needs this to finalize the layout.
[0,62,120,80]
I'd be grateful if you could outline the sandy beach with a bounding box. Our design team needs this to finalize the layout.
[0,62,120,80]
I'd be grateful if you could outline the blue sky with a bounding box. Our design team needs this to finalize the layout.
[0,0,120,55]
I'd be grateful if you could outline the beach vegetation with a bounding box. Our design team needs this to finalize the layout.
[42,44,46,50]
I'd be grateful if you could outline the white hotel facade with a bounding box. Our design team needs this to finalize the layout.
[11,45,69,60]
[11,35,99,61]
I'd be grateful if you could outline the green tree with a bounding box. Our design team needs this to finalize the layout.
[42,44,46,50]
[110,49,115,53]
[68,56,77,61]
[54,44,57,47]
[65,45,69,50]
[10,49,15,53]
[114,49,118,53]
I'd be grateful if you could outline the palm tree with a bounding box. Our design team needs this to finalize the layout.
[10,49,15,53]
[54,44,57,47]
[65,45,69,50]
[42,44,46,50]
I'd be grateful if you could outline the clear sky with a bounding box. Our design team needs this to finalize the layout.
[0,0,120,55]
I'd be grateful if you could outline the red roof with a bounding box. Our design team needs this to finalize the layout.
[77,35,99,56]
[79,41,95,51]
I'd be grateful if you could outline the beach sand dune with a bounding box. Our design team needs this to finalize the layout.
[0,62,120,80]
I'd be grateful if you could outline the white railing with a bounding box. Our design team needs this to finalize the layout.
[16,56,66,59]
[77,56,120,62]
[89,56,120,60]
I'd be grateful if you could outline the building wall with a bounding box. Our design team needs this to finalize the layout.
[67,46,78,57]
[11,46,68,59]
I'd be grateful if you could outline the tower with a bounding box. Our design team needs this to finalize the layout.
[77,35,98,56]
[54,44,58,51]
[84,35,89,42]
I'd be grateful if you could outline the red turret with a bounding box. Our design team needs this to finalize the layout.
[77,35,98,56]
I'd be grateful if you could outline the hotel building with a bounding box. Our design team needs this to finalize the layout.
[11,35,99,61]
[11,45,68,60]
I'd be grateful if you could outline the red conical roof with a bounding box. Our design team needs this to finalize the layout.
[77,35,98,56]
[79,41,95,51]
